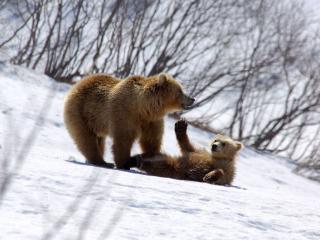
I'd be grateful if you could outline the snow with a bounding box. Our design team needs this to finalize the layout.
[0,63,320,240]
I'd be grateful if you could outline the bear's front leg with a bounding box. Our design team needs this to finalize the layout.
[123,154,144,169]
[112,131,136,170]
[139,120,164,157]
[203,169,224,184]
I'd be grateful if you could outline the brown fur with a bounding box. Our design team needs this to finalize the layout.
[64,73,194,168]
[128,120,243,185]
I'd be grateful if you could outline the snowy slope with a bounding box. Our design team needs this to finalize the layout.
[0,63,319,240]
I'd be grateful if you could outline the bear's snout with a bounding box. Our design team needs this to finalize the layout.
[211,144,218,152]
[181,94,195,109]
[211,143,223,153]
[189,97,195,104]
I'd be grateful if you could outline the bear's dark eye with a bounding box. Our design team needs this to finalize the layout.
[221,142,226,147]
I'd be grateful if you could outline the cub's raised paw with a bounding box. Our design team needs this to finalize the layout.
[175,119,188,133]
[203,169,224,184]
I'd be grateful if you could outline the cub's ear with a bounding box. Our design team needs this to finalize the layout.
[215,134,224,139]
[235,141,244,150]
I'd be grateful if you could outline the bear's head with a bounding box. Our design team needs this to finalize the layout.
[144,73,194,118]
[210,134,243,160]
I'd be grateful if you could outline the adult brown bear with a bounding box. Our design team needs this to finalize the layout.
[64,73,194,169]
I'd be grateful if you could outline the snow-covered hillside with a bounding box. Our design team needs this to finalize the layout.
[0,63,319,240]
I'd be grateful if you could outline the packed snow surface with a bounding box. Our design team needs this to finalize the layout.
[0,63,319,240]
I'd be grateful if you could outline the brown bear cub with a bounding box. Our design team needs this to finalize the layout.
[127,120,243,185]
[64,73,194,169]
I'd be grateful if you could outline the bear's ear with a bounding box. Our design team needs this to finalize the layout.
[235,141,244,150]
[148,73,168,93]
[215,134,223,139]
[158,73,168,86]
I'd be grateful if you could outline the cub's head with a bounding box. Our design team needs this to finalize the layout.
[210,134,243,160]
[145,73,195,113]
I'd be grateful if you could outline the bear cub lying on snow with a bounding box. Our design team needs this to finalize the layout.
[64,73,194,169]
[128,120,243,185]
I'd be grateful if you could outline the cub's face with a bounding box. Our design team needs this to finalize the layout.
[210,134,243,160]
[147,73,195,112]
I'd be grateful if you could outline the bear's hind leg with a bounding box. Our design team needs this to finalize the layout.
[203,169,224,184]
[128,154,178,178]
[96,137,114,168]
[70,123,109,167]
[97,137,105,157]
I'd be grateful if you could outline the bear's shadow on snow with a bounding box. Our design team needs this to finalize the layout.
[65,159,146,175]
